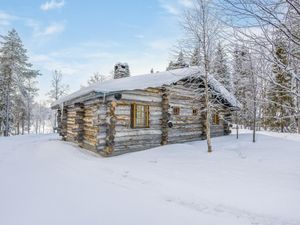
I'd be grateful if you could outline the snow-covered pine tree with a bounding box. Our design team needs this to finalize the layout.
[12,94,26,135]
[0,29,39,136]
[23,76,38,134]
[222,0,300,134]
[264,40,295,132]
[190,47,201,66]
[166,51,189,70]
[0,66,4,135]
[232,45,253,129]
[166,61,174,71]
[212,43,231,91]
[286,5,300,133]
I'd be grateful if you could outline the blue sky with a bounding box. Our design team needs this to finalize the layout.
[0,0,192,101]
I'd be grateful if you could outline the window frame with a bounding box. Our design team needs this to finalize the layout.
[212,113,220,125]
[173,107,180,115]
[130,103,150,128]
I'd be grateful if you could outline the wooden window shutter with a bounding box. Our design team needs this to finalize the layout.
[130,103,136,128]
[213,113,219,125]
[145,105,150,128]
[173,107,180,115]
[216,114,219,124]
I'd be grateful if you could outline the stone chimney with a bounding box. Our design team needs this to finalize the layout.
[114,63,130,79]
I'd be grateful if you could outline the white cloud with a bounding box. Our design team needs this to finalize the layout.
[147,39,174,50]
[0,11,17,26]
[40,0,65,11]
[178,0,193,8]
[30,38,173,101]
[27,21,65,37]
[159,0,193,15]
[160,3,180,15]
[42,22,65,35]
[135,34,145,39]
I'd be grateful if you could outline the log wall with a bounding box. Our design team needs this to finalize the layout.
[107,89,163,155]
[57,85,232,156]
[167,85,203,144]
[81,99,104,152]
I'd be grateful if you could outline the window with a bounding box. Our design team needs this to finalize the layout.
[173,107,180,115]
[130,103,150,128]
[212,113,220,125]
[192,109,198,116]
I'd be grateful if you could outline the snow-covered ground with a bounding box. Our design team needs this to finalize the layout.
[0,131,299,225]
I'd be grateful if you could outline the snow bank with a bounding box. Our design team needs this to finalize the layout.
[0,132,299,225]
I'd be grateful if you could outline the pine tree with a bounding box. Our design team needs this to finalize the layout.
[0,29,39,136]
[265,41,295,132]
[212,43,231,91]
[23,76,39,134]
[166,51,189,70]
[232,45,253,128]
[166,61,174,71]
[190,47,200,66]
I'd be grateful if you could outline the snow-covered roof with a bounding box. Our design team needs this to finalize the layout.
[52,67,240,108]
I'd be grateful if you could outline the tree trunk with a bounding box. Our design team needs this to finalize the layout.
[4,91,10,137]
[204,68,212,153]
[21,118,25,135]
[16,122,20,135]
[253,99,256,143]
[54,112,57,133]
[27,101,31,134]
[236,111,239,139]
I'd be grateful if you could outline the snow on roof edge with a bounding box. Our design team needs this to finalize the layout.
[51,67,240,109]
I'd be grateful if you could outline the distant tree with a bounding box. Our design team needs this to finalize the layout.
[232,45,253,129]
[212,42,231,91]
[47,70,69,101]
[190,47,201,66]
[32,102,51,134]
[87,72,108,85]
[47,70,69,131]
[167,51,189,70]
[23,76,39,134]
[265,41,295,132]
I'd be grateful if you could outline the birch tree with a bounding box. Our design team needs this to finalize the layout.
[47,70,69,131]
[87,72,108,85]
[181,0,222,152]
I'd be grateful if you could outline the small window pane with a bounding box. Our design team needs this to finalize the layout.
[131,104,150,128]
[173,107,180,115]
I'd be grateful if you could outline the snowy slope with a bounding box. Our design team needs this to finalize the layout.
[0,132,299,225]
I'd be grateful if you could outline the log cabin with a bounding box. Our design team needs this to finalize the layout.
[51,67,240,156]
